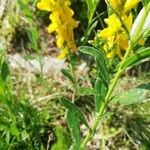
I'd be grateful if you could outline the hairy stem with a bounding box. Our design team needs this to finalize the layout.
[80,43,133,149]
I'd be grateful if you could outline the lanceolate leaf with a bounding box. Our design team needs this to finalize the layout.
[17,0,33,24]
[111,83,150,106]
[61,69,74,83]
[61,98,89,128]
[86,0,100,24]
[94,78,107,112]
[67,111,81,150]
[78,46,109,85]
[121,47,150,70]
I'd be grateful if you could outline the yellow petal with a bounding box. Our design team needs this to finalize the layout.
[58,47,68,59]
[124,0,140,13]
[37,0,52,11]
[56,36,64,49]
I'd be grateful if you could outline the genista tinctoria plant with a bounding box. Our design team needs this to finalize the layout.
[37,0,150,149]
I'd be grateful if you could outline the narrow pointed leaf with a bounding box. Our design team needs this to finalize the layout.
[61,69,74,83]
[61,98,89,128]
[111,83,150,106]
[121,47,150,70]
[78,46,109,85]
[17,0,33,23]
[94,78,107,111]
[67,111,81,150]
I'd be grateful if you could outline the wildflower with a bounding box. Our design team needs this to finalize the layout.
[97,0,140,59]
[37,0,78,58]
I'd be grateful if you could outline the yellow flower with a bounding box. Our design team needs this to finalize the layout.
[99,14,122,38]
[97,0,140,59]
[98,13,132,59]
[37,0,78,58]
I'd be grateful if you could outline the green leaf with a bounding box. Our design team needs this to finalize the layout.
[111,83,150,106]
[67,111,81,150]
[51,126,70,150]
[78,46,109,85]
[86,0,100,24]
[27,27,39,51]
[121,47,150,70]
[94,78,107,112]
[87,20,98,36]
[61,98,89,128]
[17,0,33,24]
[1,61,9,82]
[10,124,20,138]
[61,69,74,83]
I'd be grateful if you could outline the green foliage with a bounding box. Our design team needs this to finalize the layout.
[1,0,150,149]
[111,83,150,105]
[94,78,107,112]
[121,47,150,70]
[17,0,40,52]
[51,126,70,150]
[67,111,81,150]
[78,46,109,112]
[17,0,33,24]
[1,61,9,82]
[61,98,89,128]
[0,59,51,150]
[78,46,109,85]
[85,0,100,24]
[61,69,74,83]
[27,27,40,52]
[0,99,50,149]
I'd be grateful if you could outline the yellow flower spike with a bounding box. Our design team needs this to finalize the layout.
[37,0,78,58]
[96,0,141,59]
[124,0,140,13]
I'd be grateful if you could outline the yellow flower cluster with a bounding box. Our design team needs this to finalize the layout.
[37,0,78,59]
[98,0,140,59]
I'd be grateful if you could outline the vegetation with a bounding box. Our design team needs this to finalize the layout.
[0,0,150,149]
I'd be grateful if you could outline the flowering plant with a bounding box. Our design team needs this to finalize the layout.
[37,0,150,149]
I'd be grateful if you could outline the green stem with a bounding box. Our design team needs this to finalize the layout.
[68,49,78,102]
[80,43,133,149]
[80,3,150,148]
